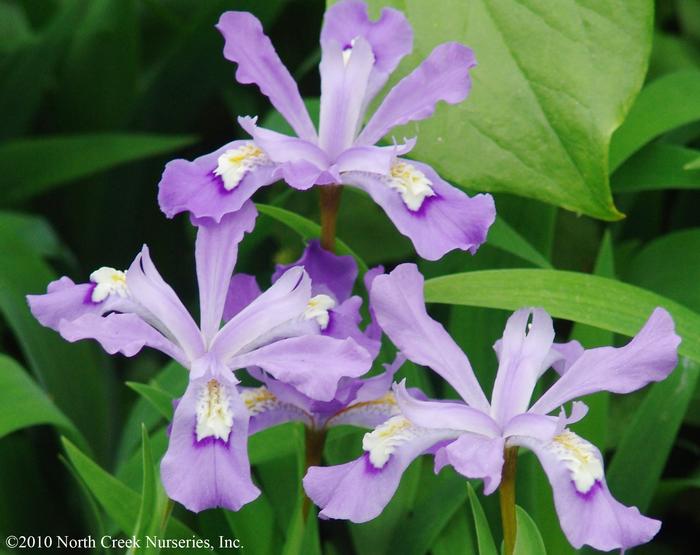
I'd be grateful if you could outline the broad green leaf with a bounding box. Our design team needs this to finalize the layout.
[606,357,700,511]
[684,156,700,170]
[0,211,65,259]
[624,228,700,313]
[513,506,547,555]
[424,269,700,364]
[249,422,302,465]
[0,228,111,458]
[225,493,281,555]
[388,467,470,555]
[612,144,700,192]
[487,217,552,269]
[126,382,174,421]
[361,0,654,220]
[0,354,86,450]
[610,70,700,170]
[61,438,211,549]
[431,507,476,555]
[0,133,197,204]
[467,483,498,555]
[256,203,369,273]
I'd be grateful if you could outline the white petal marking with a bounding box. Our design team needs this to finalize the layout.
[214,143,268,191]
[548,430,604,494]
[387,161,435,211]
[89,266,128,303]
[304,294,336,330]
[195,379,234,443]
[362,415,426,469]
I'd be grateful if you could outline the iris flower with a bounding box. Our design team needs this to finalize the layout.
[158,0,495,260]
[27,202,372,512]
[304,264,680,552]
[236,239,405,437]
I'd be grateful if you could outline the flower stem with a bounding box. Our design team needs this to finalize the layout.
[499,446,519,555]
[302,427,327,520]
[319,186,343,252]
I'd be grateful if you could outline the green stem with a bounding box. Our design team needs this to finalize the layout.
[302,428,327,520]
[499,446,519,555]
[319,186,343,253]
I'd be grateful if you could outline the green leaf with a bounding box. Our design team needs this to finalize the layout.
[487,217,552,269]
[467,483,498,555]
[610,70,700,170]
[606,357,700,511]
[0,211,65,259]
[388,468,470,555]
[129,426,157,555]
[126,382,174,421]
[225,493,281,555]
[0,227,111,458]
[431,508,476,555]
[612,144,700,192]
[361,0,654,220]
[513,506,547,555]
[423,269,700,364]
[0,354,86,450]
[62,438,210,549]
[249,422,302,465]
[0,133,198,204]
[256,203,369,273]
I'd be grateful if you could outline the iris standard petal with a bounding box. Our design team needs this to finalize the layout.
[194,203,257,343]
[531,308,680,416]
[489,308,555,425]
[272,239,358,302]
[160,373,260,512]
[157,140,277,222]
[227,335,372,402]
[58,312,187,366]
[222,274,262,322]
[394,381,500,436]
[211,267,310,361]
[217,11,317,141]
[357,42,476,146]
[303,418,457,522]
[370,264,490,410]
[126,247,204,362]
[321,0,412,100]
[514,432,661,551]
[343,161,495,260]
[434,434,505,494]
[318,36,375,157]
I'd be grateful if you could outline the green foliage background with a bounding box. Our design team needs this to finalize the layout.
[0,0,699,553]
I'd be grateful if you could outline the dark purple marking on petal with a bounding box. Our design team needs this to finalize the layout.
[322,311,337,336]
[191,429,231,450]
[575,480,602,501]
[362,451,384,475]
[407,191,441,218]
[82,283,100,305]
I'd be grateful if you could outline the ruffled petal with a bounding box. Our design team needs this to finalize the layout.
[321,0,412,101]
[489,308,555,425]
[272,239,357,302]
[158,140,278,222]
[223,274,262,322]
[228,336,372,402]
[343,161,495,260]
[336,140,415,175]
[531,308,680,415]
[126,247,204,362]
[434,434,505,494]
[217,11,316,141]
[303,420,455,522]
[370,264,490,410]
[514,432,660,551]
[194,202,257,343]
[58,312,186,366]
[357,43,476,146]
[160,373,260,512]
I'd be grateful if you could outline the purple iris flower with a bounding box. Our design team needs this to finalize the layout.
[234,239,405,435]
[158,0,496,261]
[304,264,681,552]
[26,202,372,513]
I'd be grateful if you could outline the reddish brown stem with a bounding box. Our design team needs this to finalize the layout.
[499,446,519,555]
[302,428,327,520]
[319,186,343,253]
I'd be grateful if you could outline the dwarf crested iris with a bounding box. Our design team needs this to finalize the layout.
[158,0,495,260]
[304,264,681,552]
[26,202,372,513]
